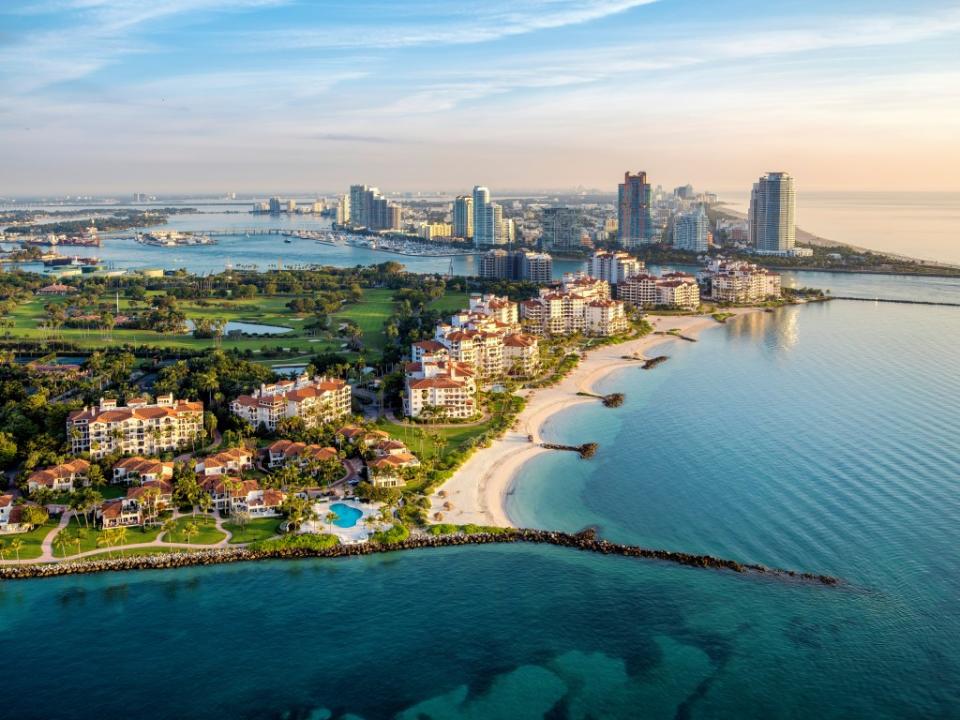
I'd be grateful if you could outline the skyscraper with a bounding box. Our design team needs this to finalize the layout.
[347,184,401,231]
[453,195,474,239]
[749,172,796,253]
[618,171,654,248]
[541,207,583,252]
[674,205,709,252]
[473,186,504,246]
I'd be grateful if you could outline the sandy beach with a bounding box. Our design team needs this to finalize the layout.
[429,310,762,527]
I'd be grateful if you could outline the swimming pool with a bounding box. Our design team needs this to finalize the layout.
[329,503,363,528]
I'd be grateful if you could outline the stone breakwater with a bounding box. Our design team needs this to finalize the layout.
[0,529,840,585]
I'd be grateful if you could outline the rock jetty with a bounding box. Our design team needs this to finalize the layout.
[0,528,840,586]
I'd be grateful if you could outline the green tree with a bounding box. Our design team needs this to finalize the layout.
[9,537,23,563]
[0,431,17,467]
[19,504,49,530]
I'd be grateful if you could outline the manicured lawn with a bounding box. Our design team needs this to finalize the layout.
[2,294,345,355]
[427,292,470,314]
[163,515,226,545]
[0,518,59,561]
[223,517,283,544]
[331,288,396,354]
[51,516,167,557]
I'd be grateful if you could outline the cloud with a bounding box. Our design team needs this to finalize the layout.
[240,0,658,50]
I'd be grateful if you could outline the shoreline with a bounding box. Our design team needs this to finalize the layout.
[429,309,764,528]
[0,528,840,586]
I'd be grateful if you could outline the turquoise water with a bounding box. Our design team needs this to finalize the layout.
[330,502,363,528]
[2,299,959,718]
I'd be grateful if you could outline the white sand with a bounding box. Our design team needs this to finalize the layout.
[428,310,763,527]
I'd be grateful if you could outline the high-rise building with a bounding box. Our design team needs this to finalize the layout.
[473,186,505,246]
[453,195,474,239]
[541,206,584,252]
[673,184,695,200]
[347,184,402,231]
[268,197,282,214]
[749,172,796,253]
[479,249,553,283]
[590,251,644,285]
[618,171,654,248]
[674,205,709,252]
[388,204,403,231]
[336,194,351,224]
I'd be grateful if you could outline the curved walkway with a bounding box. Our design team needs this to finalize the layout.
[0,509,239,566]
[384,409,491,428]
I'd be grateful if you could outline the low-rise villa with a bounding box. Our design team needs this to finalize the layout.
[99,498,142,529]
[98,479,175,529]
[336,425,389,448]
[27,459,90,494]
[195,447,255,477]
[201,476,283,516]
[0,495,29,534]
[266,440,339,469]
[112,456,174,485]
[366,440,420,488]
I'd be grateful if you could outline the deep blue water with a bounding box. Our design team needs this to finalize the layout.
[2,300,959,718]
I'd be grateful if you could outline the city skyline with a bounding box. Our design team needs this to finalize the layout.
[2,0,960,195]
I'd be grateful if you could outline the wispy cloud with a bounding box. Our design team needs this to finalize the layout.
[240,0,658,50]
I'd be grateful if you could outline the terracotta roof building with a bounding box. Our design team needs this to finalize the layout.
[230,374,351,431]
[27,459,90,494]
[67,395,203,459]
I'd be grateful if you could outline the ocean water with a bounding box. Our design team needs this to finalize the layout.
[721,191,960,265]
[3,298,959,718]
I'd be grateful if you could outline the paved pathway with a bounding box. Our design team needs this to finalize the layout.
[0,509,238,566]
[37,511,73,562]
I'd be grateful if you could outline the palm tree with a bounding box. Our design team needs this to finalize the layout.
[325,511,340,533]
[54,532,69,559]
[183,523,199,545]
[96,532,113,558]
[115,526,128,555]
[199,493,213,521]
[160,517,176,542]
[9,537,23,564]
[0,539,6,561]
[72,535,82,557]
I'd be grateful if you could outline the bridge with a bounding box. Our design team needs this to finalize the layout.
[832,296,960,308]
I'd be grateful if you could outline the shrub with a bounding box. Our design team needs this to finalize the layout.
[250,533,340,552]
[371,524,410,545]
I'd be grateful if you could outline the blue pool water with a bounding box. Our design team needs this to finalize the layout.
[3,296,960,718]
[329,502,363,528]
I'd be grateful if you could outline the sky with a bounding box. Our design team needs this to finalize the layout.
[1,0,959,196]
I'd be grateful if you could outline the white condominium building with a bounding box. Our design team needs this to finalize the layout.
[585,299,630,336]
[701,260,781,303]
[404,357,478,420]
[230,374,351,431]
[590,251,645,285]
[654,273,701,310]
[561,273,611,300]
[67,395,204,459]
[503,333,541,376]
[467,294,519,325]
[618,272,700,310]
[520,276,627,337]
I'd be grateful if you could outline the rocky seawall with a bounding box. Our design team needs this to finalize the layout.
[0,529,840,586]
